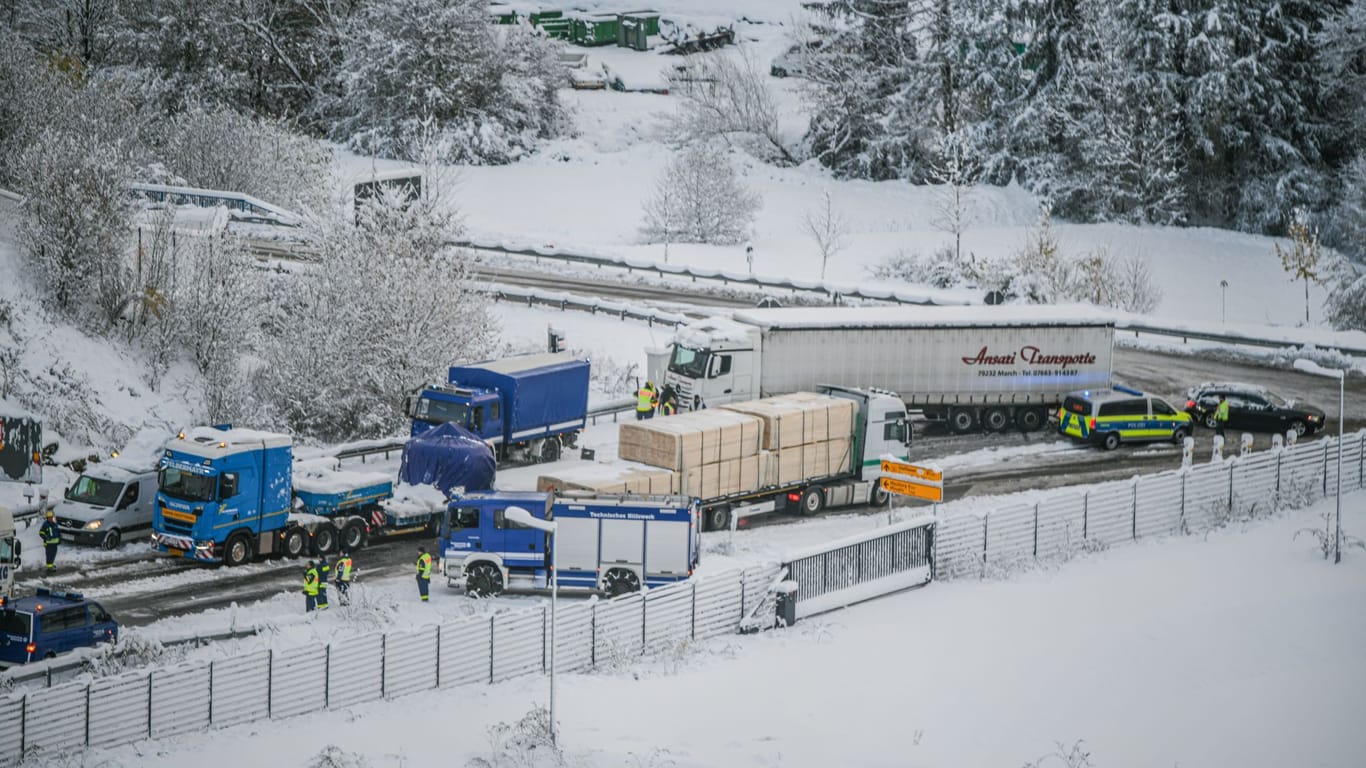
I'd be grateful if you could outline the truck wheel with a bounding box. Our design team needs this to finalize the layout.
[871,486,890,506]
[314,527,338,555]
[706,506,731,531]
[1101,432,1121,451]
[99,529,121,551]
[224,533,253,567]
[948,407,977,434]
[982,407,1010,433]
[1016,407,1046,432]
[466,563,504,598]
[341,521,367,551]
[604,568,641,597]
[539,438,561,463]
[799,487,824,516]
[283,528,307,559]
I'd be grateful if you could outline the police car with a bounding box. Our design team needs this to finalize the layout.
[0,588,119,667]
[1057,386,1193,450]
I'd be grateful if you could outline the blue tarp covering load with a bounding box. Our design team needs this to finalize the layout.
[399,422,496,496]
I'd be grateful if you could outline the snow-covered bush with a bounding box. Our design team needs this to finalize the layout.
[152,103,334,213]
[308,746,372,768]
[260,190,497,441]
[0,301,24,399]
[665,51,798,165]
[640,146,760,246]
[328,0,566,165]
[466,706,570,768]
[14,124,137,322]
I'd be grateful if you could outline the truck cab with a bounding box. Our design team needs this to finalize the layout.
[663,319,760,411]
[55,463,158,549]
[152,428,292,564]
[408,384,503,442]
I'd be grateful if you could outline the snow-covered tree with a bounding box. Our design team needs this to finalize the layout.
[802,189,849,280]
[328,0,565,164]
[1275,208,1325,325]
[14,125,137,321]
[1009,205,1069,303]
[153,102,333,212]
[263,188,497,440]
[1323,254,1366,332]
[174,231,263,422]
[667,50,797,165]
[640,147,760,246]
[929,130,981,263]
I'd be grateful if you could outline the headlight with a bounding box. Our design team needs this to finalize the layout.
[83,520,103,531]
[1307,414,1321,422]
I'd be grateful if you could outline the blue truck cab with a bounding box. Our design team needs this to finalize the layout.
[440,491,700,597]
[153,427,295,565]
[407,352,590,465]
[0,588,118,667]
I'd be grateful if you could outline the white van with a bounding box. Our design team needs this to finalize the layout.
[55,462,159,549]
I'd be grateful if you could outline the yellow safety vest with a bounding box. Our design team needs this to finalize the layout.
[337,557,353,581]
[636,387,654,412]
[416,552,432,579]
[303,568,319,596]
[1215,400,1230,422]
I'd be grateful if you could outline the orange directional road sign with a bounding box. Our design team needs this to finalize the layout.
[880,459,943,483]
[880,476,944,502]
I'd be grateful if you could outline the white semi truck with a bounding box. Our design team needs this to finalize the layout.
[663,306,1115,434]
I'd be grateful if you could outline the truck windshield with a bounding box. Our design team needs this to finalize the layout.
[446,506,479,531]
[65,475,124,507]
[0,611,30,638]
[668,346,709,378]
[158,466,217,502]
[414,396,469,427]
[0,538,12,562]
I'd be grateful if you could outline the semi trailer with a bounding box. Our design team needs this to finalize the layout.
[663,306,1115,433]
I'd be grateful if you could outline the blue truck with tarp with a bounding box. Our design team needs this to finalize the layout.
[406,352,591,465]
[152,425,495,566]
[439,490,700,597]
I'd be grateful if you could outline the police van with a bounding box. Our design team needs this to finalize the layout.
[0,588,119,667]
[1057,386,1192,450]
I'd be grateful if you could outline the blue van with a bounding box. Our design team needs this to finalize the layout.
[0,588,119,666]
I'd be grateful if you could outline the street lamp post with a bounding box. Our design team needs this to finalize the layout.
[504,507,559,741]
[1220,280,1229,324]
[1293,359,1344,564]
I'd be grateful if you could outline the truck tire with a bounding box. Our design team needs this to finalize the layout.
[539,438,561,463]
[871,485,890,506]
[706,506,732,531]
[313,526,338,555]
[799,487,824,516]
[224,533,253,567]
[466,563,504,598]
[283,528,308,559]
[982,407,1010,433]
[604,568,641,597]
[1016,407,1046,432]
[948,407,977,434]
[341,520,367,551]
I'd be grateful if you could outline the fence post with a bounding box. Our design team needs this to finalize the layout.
[590,601,598,669]
[542,606,548,673]
[1360,433,1364,489]
[640,591,648,655]
[1324,441,1330,496]
[435,624,442,689]
[84,684,91,747]
[1228,464,1235,513]
[1132,482,1138,540]
[1032,503,1039,557]
[1082,492,1089,539]
[739,570,747,621]
[1180,473,1187,532]
[489,615,496,684]
[19,694,26,755]
[1276,450,1283,495]
[690,580,697,640]
[982,513,990,564]
[324,644,331,709]
[208,660,215,725]
[380,634,388,699]
[147,671,154,739]
[267,649,273,718]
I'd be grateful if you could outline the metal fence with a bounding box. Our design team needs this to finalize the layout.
[782,515,935,618]
[933,431,1366,578]
[0,563,779,764]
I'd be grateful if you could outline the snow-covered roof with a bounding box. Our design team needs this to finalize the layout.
[104,427,174,473]
[730,305,1117,330]
[462,352,583,375]
[675,317,757,348]
[169,427,291,460]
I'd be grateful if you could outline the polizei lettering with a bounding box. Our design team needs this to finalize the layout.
[962,345,1096,370]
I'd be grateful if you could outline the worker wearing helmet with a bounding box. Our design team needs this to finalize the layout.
[303,560,320,612]
[39,509,59,571]
[335,550,355,606]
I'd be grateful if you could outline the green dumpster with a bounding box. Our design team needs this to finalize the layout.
[539,18,571,39]
[528,9,563,25]
[618,10,661,37]
[618,18,648,51]
[488,4,517,24]
[571,13,620,46]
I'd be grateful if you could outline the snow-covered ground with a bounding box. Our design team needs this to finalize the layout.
[82,490,1366,768]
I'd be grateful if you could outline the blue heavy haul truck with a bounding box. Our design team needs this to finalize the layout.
[151,427,482,566]
[406,352,590,465]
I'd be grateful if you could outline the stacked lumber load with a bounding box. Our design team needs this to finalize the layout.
[536,462,677,495]
[617,409,765,497]
[721,394,856,485]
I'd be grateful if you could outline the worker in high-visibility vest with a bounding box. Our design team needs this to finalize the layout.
[416,546,433,601]
[303,560,320,612]
[39,510,59,571]
[316,554,331,610]
[636,381,657,420]
[1214,393,1230,438]
[335,550,355,606]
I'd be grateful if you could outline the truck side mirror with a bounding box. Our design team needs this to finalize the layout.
[220,473,239,500]
[13,541,21,557]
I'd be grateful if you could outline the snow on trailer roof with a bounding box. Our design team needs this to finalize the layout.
[675,317,756,348]
[463,352,585,375]
[729,305,1117,330]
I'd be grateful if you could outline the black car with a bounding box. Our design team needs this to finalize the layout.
[1184,382,1327,436]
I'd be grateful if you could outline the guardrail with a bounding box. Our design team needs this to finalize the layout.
[488,284,690,327]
